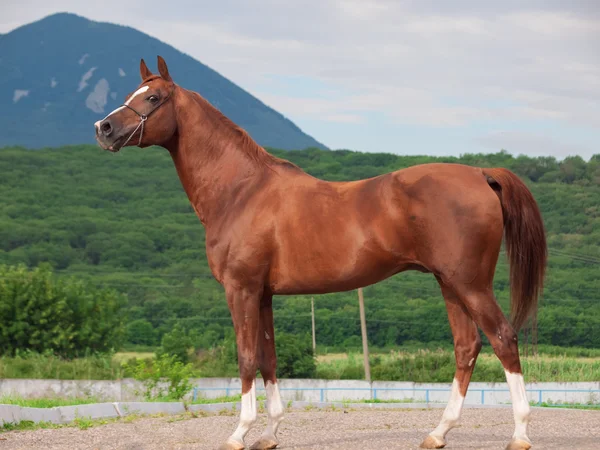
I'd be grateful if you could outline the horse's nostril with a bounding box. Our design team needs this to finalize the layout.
[101,121,112,136]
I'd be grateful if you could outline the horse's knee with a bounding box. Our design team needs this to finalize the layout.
[238,354,259,381]
[455,334,482,371]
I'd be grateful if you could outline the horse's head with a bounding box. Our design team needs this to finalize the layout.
[95,56,178,152]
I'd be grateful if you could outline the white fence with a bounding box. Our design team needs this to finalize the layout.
[1,378,599,406]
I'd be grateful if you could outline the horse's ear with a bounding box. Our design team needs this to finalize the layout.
[140,58,153,80]
[157,55,172,82]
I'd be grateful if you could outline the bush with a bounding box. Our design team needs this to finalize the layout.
[126,319,157,346]
[157,323,193,363]
[129,353,194,401]
[275,331,316,378]
[0,264,125,358]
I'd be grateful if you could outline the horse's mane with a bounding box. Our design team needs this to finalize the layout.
[186,89,303,173]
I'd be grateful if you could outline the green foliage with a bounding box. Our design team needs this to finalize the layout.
[0,395,99,408]
[316,350,600,383]
[0,145,599,358]
[275,332,317,378]
[0,351,124,379]
[128,353,194,401]
[1,347,599,382]
[0,264,126,358]
[157,324,193,363]
[126,319,157,347]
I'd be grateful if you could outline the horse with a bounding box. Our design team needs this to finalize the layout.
[94,56,547,450]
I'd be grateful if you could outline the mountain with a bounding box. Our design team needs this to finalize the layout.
[0,13,327,151]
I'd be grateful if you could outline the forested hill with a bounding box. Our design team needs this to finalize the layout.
[1,146,599,349]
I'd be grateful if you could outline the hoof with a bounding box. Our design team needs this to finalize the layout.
[250,435,278,450]
[505,438,532,450]
[420,434,446,449]
[218,438,245,450]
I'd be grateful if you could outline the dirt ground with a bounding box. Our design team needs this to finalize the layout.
[1,407,598,450]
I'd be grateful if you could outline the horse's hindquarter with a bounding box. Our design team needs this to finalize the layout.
[392,163,505,284]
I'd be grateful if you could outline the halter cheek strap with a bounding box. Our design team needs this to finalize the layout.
[119,85,175,148]
[120,110,147,147]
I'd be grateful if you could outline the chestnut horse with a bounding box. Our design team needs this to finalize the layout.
[95,56,546,450]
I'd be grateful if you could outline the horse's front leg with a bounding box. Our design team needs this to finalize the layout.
[250,293,284,450]
[220,284,262,450]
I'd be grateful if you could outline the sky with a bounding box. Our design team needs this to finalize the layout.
[1,0,599,160]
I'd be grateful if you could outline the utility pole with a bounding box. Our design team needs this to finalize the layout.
[532,312,538,356]
[358,288,371,382]
[311,297,316,354]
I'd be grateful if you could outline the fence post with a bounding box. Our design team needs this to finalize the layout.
[481,389,485,405]
[358,288,371,382]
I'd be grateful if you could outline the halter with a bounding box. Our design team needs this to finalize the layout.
[120,84,176,147]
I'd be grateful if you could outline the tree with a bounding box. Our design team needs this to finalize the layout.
[0,264,125,357]
[126,319,157,346]
[275,331,316,378]
[157,323,193,363]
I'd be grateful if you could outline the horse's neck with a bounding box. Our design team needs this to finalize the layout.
[167,90,267,227]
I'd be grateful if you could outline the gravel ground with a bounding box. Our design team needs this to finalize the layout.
[1,407,598,450]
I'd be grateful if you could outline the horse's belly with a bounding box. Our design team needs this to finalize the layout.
[268,240,403,295]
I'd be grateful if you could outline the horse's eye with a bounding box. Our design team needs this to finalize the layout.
[147,95,159,104]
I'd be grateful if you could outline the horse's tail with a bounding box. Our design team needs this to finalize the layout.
[483,168,547,332]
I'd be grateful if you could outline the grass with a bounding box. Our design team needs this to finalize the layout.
[191,394,266,404]
[112,352,155,364]
[0,395,100,408]
[537,403,600,410]
[0,352,125,380]
[0,413,153,433]
[316,349,600,383]
[1,345,599,383]
[191,394,241,404]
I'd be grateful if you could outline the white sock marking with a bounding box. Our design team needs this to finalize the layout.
[229,379,257,444]
[430,378,465,440]
[505,370,531,443]
[263,381,284,437]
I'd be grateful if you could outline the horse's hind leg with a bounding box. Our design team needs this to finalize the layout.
[452,285,532,450]
[420,283,482,449]
[250,293,284,450]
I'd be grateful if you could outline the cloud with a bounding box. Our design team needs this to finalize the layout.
[476,130,594,159]
[1,0,599,158]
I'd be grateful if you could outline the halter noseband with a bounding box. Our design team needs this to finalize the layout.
[120,84,176,147]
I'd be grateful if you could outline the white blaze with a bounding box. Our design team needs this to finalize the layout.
[228,379,257,445]
[125,85,150,106]
[95,86,150,129]
[429,378,465,440]
[505,370,531,443]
